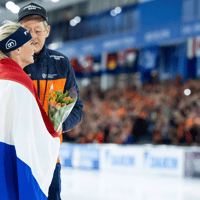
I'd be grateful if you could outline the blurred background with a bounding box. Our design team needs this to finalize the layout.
[3,0,200,199]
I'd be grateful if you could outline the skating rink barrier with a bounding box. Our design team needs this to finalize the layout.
[59,143,200,178]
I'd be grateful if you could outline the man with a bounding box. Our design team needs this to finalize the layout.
[18,3,83,200]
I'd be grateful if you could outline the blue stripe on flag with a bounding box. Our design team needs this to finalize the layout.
[0,142,47,200]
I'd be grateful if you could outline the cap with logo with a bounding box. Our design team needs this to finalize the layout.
[18,2,48,22]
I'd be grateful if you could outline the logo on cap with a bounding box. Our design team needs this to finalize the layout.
[23,5,41,10]
[6,39,17,50]
[24,30,29,35]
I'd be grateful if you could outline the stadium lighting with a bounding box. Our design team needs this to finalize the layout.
[48,42,63,50]
[70,16,81,27]
[74,16,81,24]
[184,89,191,96]
[12,5,20,13]
[110,10,117,17]
[5,1,15,10]
[110,6,122,17]
[115,6,122,14]
[6,1,19,13]
[70,19,76,26]
[51,0,59,2]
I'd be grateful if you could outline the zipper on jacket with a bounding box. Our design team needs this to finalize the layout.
[37,80,40,99]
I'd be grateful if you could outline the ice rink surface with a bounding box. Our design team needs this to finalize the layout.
[61,167,200,200]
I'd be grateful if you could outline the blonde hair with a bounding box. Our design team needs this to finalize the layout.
[43,20,48,30]
[0,20,21,60]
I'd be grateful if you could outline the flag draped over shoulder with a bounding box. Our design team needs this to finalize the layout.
[0,59,60,200]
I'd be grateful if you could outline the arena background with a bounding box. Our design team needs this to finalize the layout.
[2,0,200,199]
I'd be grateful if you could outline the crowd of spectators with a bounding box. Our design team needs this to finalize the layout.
[63,74,200,146]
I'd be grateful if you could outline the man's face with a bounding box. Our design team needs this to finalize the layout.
[20,16,50,54]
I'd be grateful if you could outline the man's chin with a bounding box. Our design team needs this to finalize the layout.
[34,50,40,54]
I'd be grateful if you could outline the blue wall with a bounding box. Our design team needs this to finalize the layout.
[50,0,200,58]
[48,0,200,81]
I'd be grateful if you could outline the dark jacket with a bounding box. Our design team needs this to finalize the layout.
[24,45,83,133]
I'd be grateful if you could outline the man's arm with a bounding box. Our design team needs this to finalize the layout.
[62,57,83,132]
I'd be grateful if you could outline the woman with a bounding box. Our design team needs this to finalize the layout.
[0,21,60,200]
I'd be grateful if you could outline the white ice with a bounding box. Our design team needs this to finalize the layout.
[61,167,200,200]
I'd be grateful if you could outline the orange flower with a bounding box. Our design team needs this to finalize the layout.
[52,93,57,98]
[50,99,56,105]
[64,97,72,102]
[68,97,72,102]
[62,103,66,106]
[52,98,56,102]
[56,103,61,109]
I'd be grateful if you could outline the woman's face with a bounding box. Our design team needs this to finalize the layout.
[20,40,35,68]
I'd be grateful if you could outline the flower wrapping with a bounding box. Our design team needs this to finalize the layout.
[48,85,77,132]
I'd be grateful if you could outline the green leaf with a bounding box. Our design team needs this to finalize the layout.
[63,91,68,97]
[64,99,69,104]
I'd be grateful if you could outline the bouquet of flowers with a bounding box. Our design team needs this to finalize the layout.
[48,84,77,132]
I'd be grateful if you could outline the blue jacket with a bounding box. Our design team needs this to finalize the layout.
[24,45,83,132]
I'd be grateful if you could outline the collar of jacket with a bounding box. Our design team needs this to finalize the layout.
[34,45,47,63]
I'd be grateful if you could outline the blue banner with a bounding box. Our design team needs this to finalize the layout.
[54,0,200,58]
[59,144,100,170]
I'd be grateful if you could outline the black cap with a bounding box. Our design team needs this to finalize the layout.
[18,2,48,22]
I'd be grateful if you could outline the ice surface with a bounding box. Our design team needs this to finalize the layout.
[61,168,200,200]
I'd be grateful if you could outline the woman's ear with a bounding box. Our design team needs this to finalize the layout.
[8,47,21,61]
[16,47,21,55]
[9,47,20,58]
